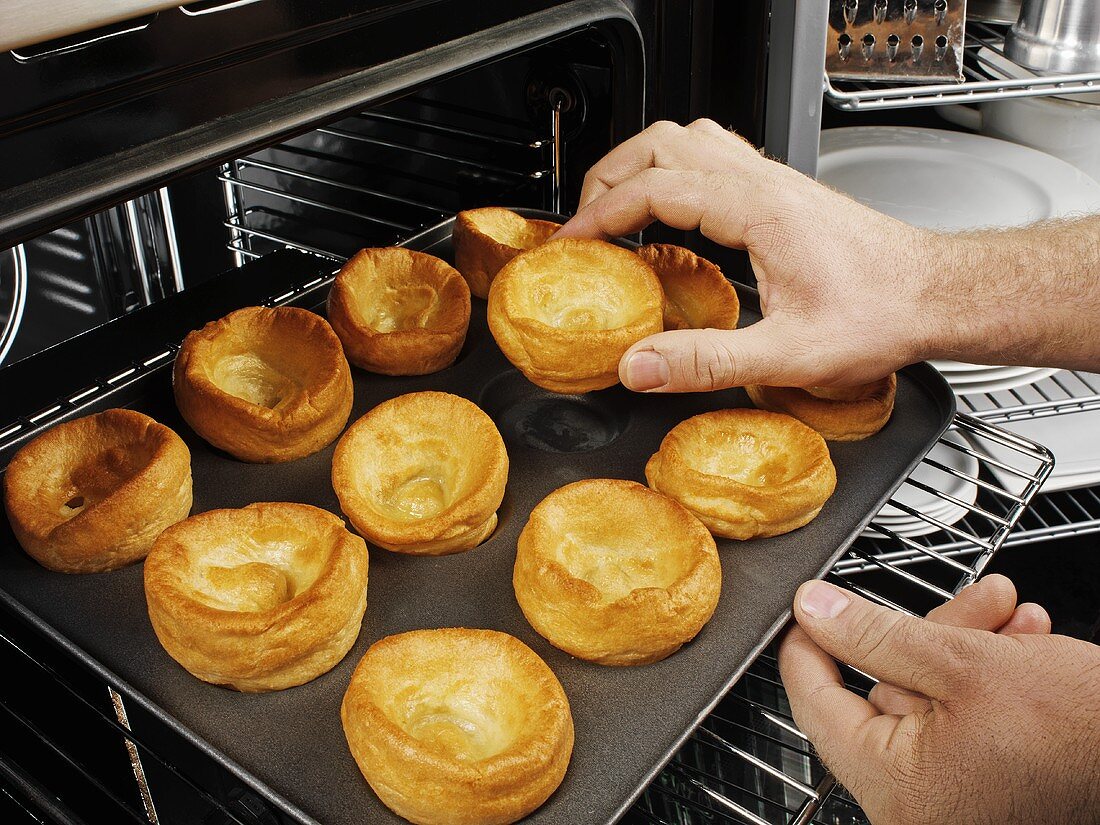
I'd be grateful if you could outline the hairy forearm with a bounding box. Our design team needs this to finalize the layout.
[922,215,1100,370]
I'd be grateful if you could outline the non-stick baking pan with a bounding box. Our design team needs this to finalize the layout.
[0,211,956,824]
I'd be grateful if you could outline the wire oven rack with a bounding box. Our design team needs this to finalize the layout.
[631,414,1053,825]
[823,20,1100,111]
[220,97,562,268]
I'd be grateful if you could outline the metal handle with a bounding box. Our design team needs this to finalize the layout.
[178,0,264,17]
[9,17,155,62]
[550,95,565,214]
[0,245,28,367]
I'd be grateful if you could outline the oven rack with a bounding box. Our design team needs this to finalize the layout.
[220,100,560,268]
[0,249,1054,824]
[833,371,1100,575]
[823,20,1100,111]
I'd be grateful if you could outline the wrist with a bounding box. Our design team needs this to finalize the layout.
[898,227,967,365]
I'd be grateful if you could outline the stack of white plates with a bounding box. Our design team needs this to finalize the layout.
[928,360,1061,395]
[863,442,981,538]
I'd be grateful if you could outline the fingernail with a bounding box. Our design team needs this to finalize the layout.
[624,350,670,391]
[800,581,851,619]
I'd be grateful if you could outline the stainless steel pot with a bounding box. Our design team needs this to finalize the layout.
[1006,0,1100,72]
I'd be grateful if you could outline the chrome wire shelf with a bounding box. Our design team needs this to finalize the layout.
[833,413,1053,576]
[838,370,1100,573]
[220,99,558,267]
[824,20,1100,111]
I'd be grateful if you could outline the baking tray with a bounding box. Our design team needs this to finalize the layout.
[0,212,956,824]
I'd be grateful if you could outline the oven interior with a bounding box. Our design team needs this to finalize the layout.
[0,4,1096,825]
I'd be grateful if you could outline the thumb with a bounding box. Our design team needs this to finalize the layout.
[793,580,989,700]
[619,319,798,392]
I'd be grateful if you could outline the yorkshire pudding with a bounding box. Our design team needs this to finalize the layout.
[453,207,560,299]
[144,502,368,692]
[514,479,721,666]
[327,248,471,376]
[173,306,353,463]
[332,391,508,555]
[637,244,740,331]
[487,239,664,394]
[3,409,192,573]
[341,628,573,825]
[745,375,897,441]
[646,409,837,540]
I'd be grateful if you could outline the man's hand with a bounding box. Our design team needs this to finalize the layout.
[555,119,942,392]
[861,574,1049,716]
[777,576,1099,825]
[555,119,1100,392]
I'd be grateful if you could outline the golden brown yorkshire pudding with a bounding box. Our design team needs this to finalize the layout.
[144,502,368,693]
[331,391,508,555]
[636,244,740,331]
[646,409,837,540]
[2,409,192,573]
[341,628,573,825]
[514,479,721,666]
[327,248,471,376]
[173,306,353,463]
[487,239,664,394]
[746,374,897,441]
[453,207,561,299]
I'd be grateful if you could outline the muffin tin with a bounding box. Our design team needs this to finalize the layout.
[0,211,956,824]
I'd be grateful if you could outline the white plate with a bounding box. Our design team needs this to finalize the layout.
[952,368,1060,396]
[863,506,971,538]
[872,497,972,526]
[945,366,1045,384]
[969,407,1100,494]
[818,127,1100,232]
[1040,469,1100,493]
[931,359,1006,373]
[875,441,980,521]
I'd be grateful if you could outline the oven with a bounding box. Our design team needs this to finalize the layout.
[0,1,1092,823]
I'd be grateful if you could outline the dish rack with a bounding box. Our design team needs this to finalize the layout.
[823,20,1100,111]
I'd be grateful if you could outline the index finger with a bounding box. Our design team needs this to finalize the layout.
[555,167,758,247]
[577,119,758,208]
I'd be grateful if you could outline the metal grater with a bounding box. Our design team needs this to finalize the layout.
[827,0,967,82]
